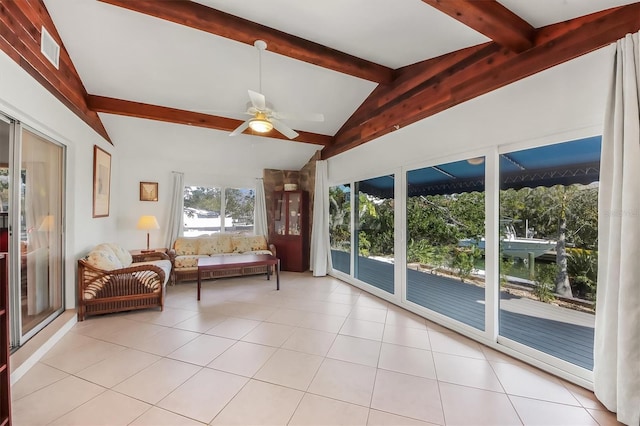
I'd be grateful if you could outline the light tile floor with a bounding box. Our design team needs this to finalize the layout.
[11,272,621,425]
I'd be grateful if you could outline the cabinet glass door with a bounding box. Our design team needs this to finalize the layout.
[288,192,301,235]
[275,193,285,236]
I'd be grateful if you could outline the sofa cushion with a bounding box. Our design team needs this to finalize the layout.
[244,249,273,256]
[174,237,198,255]
[232,235,268,253]
[197,234,233,255]
[86,248,122,271]
[174,254,209,269]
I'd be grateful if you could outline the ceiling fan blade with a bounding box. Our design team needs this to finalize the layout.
[229,119,250,136]
[248,90,266,111]
[272,111,325,122]
[271,118,299,139]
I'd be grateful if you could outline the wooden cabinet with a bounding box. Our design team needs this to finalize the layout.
[273,190,309,272]
[0,254,10,426]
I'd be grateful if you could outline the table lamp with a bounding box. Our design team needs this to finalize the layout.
[137,215,159,252]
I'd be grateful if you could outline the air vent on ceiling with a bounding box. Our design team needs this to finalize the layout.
[40,26,60,69]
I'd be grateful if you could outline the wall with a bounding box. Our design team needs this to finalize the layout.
[0,51,116,308]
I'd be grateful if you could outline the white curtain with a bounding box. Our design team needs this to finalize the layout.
[165,171,184,248]
[594,31,640,426]
[310,160,332,276]
[25,161,49,315]
[254,178,268,237]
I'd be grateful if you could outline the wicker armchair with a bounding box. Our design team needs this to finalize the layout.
[77,247,171,321]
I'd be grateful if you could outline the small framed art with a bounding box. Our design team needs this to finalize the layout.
[140,181,158,201]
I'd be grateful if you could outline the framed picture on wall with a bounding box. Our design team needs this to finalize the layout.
[92,145,111,218]
[140,181,158,201]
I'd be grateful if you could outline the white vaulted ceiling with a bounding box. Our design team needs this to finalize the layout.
[42,0,638,171]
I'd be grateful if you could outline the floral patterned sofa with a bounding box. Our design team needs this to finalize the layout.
[77,243,172,321]
[168,234,276,284]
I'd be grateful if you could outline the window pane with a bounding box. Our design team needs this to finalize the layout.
[354,176,394,294]
[329,184,351,274]
[499,138,598,370]
[225,188,255,233]
[183,186,223,236]
[406,158,485,331]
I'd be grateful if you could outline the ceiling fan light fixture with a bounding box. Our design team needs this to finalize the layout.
[248,112,273,133]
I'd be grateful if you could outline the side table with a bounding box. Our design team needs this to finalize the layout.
[129,248,168,257]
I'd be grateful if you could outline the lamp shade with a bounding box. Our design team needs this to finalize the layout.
[137,215,159,231]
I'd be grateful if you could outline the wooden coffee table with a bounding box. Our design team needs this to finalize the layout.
[197,254,280,300]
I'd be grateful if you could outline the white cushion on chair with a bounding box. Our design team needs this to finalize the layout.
[86,248,122,270]
[105,243,133,267]
[135,259,172,286]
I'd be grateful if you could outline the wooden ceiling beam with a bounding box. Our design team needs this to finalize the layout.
[323,3,640,159]
[97,0,394,84]
[336,43,497,135]
[87,95,333,146]
[423,0,535,53]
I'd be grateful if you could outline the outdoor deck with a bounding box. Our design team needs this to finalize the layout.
[331,250,594,370]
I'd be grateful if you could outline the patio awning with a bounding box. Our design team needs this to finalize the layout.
[359,136,601,198]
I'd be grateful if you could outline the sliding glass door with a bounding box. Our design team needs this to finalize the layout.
[328,136,599,379]
[498,138,598,371]
[1,115,65,348]
[329,184,351,275]
[405,158,486,331]
[354,176,395,294]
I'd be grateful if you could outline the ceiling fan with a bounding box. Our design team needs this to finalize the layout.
[230,40,324,139]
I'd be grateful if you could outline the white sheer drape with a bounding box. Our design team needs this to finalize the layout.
[310,160,332,276]
[25,161,48,315]
[165,171,184,248]
[22,130,63,317]
[254,178,268,237]
[594,31,640,426]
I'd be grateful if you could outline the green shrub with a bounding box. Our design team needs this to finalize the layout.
[534,263,556,303]
[431,245,450,273]
[500,257,514,287]
[358,231,371,257]
[406,239,432,264]
[567,248,598,300]
[407,240,449,273]
[451,246,481,281]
